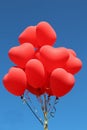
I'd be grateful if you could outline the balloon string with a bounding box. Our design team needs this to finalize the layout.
[49,97,59,118]
[21,96,43,126]
[55,97,59,104]
[37,96,44,112]
[43,95,48,130]
[25,91,37,111]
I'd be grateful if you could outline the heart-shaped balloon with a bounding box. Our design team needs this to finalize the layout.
[36,21,57,47]
[3,67,27,96]
[27,85,44,96]
[25,59,46,89]
[68,49,77,57]
[64,52,82,74]
[45,86,53,96]
[34,50,42,62]
[50,68,75,97]
[18,22,57,48]
[8,43,35,68]
[38,45,69,72]
[18,26,39,48]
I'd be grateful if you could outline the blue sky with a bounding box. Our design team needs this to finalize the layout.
[0,0,87,130]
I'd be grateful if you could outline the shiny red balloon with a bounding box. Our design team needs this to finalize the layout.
[18,21,57,48]
[36,21,57,46]
[35,50,41,59]
[8,43,35,68]
[27,85,44,96]
[50,68,75,97]
[38,45,69,72]
[45,86,53,96]
[65,52,82,74]
[3,67,27,96]
[68,49,77,57]
[25,59,46,89]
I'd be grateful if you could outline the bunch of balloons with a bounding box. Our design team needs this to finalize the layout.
[3,21,82,97]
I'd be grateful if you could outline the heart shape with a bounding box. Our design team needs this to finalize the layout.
[8,43,35,68]
[3,67,27,96]
[36,21,57,46]
[50,68,75,97]
[38,45,69,72]
[25,59,46,89]
[64,52,82,74]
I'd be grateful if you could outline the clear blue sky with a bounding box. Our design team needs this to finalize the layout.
[0,0,87,130]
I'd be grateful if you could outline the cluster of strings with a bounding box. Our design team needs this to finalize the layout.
[21,90,59,125]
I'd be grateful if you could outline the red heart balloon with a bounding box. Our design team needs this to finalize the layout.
[68,49,77,57]
[64,53,82,74]
[8,43,35,68]
[3,67,27,96]
[42,71,53,96]
[27,85,44,96]
[45,86,53,96]
[18,26,39,48]
[25,59,46,89]
[38,45,69,72]
[18,22,57,48]
[36,21,57,47]
[50,68,75,97]
[34,50,41,61]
